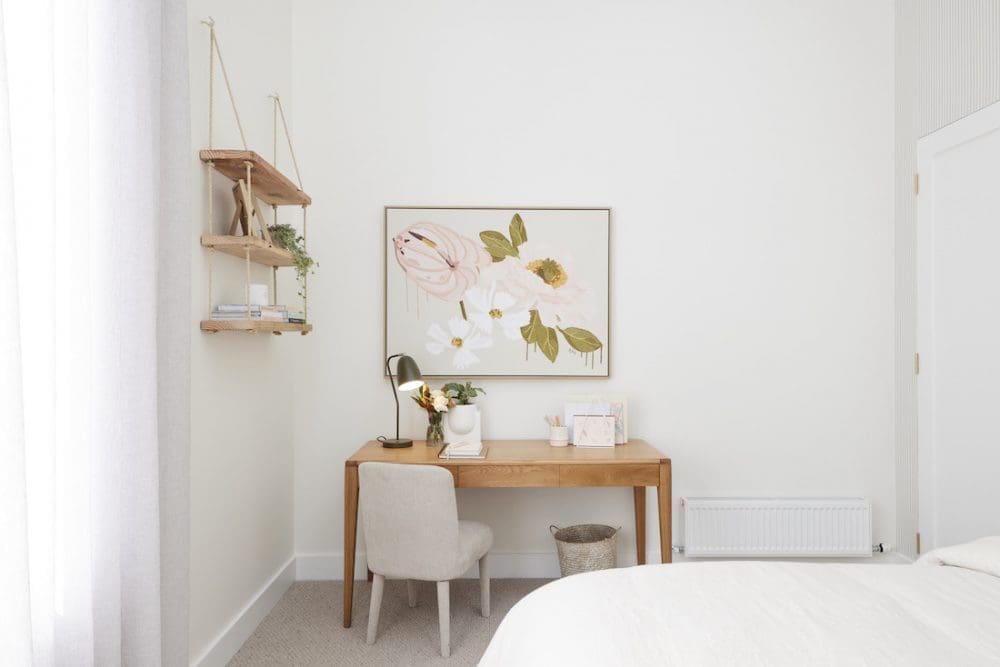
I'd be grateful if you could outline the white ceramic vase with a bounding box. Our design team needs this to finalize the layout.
[448,404,477,436]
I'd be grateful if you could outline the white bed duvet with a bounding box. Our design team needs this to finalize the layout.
[480,537,1000,666]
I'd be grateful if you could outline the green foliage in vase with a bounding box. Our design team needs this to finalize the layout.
[268,223,316,297]
[443,381,486,405]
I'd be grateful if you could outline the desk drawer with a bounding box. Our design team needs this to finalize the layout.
[559,464,659,487]
[458,464,558,487]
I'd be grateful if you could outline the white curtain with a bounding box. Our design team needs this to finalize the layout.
[0,1,190,664]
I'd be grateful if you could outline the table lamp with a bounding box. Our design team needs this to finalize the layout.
[378,353,424,448]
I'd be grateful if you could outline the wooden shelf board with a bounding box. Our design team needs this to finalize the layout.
[201,234,295,267]
[200,149,311,206]
[200,320,313,335]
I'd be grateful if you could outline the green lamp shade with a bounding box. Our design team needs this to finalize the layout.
[395,354,424,392]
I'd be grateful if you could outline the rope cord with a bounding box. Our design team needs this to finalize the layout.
[244,161,254,236]
[272,94,278,165]
[207,162,214,234]
[203,18,214,148]
[302,205,308,320]
[270,94,304,190]
[215,31,248,149]
[208,248,214,312]
[202,19,248,150]
[206,162,214,311]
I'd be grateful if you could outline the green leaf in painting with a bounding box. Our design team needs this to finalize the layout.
[520,309,546,344]
[539,327,559,362]
[509,213,527,247]
[558,327,603,353]
[480,230,518,261]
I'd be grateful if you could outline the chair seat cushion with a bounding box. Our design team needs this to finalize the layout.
[459,520,493,560]
[449,520,493,579]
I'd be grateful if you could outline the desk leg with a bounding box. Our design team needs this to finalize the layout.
[657,461,672,563]
[344,464,359,627]
[633,487,646,565]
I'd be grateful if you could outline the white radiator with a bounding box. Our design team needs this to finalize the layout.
[683,497,872,558]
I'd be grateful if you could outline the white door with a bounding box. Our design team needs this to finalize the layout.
[917,100,1000,552]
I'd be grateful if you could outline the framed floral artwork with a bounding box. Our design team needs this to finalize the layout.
[385,207,610,377]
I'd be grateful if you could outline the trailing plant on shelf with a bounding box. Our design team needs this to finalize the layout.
[268,223,316,296]
[442,381,486,405]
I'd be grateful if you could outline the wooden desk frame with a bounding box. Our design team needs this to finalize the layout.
[342,439,671,627]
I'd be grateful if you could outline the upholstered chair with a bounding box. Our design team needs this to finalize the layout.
[359,462,492,657]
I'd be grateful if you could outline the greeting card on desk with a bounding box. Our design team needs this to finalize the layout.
[574,416,616,447]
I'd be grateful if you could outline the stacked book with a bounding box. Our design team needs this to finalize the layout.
[211,304,290,322]
[439,441,487,459]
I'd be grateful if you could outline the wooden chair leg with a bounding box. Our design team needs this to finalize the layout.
[366,574,385,645]
[479,554,490,617]
[407,579,418,608]
[437,581,450,657]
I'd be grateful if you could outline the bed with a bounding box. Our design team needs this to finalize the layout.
[480,537,1000,666]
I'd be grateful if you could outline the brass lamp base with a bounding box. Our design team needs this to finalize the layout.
[380,437,413,449]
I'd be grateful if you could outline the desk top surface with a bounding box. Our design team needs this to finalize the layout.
[347,439,667,466]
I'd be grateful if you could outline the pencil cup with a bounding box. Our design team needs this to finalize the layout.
[549,425,569,447]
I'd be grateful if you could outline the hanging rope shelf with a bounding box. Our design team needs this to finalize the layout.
[198,18,313,335]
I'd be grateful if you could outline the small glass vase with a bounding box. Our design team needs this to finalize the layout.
[426,412,445,447]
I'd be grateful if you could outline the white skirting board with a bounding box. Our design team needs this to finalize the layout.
[192,555,296,667]
[296,551,569,581]
[194,549,910,665]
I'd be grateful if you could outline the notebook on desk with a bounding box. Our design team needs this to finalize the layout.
[438,443,489,459]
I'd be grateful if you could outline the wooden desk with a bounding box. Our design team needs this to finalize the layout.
[342,439,671,627]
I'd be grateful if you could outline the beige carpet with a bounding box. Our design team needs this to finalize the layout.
[229,579,551,666]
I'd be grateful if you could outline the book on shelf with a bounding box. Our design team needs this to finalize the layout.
[211,304,289,322]
[214,303,288,312]
[210,314,289,321]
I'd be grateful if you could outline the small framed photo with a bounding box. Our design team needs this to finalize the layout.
[574,416,616,447]
[564,394,628,444]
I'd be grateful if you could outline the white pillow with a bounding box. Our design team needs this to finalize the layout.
[917,536,1000,578]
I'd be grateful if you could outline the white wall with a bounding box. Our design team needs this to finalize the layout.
[894,0,1000,559]
[187,1,298,661]
[290,0,896,569]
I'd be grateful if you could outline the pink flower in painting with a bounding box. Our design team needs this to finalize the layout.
[393,222,490,302]
[482,242,593,325]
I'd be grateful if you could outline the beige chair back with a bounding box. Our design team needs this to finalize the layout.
[359,462,461,581]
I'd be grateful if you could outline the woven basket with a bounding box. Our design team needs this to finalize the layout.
[550,524,620,577]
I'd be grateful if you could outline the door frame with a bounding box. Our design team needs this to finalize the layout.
[916,99,1000,551]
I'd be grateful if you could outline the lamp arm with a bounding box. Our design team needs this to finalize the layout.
[385,354,402,440]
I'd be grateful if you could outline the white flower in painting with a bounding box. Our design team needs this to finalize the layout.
[430,389,450,412]
[426,317,493,369]
[481,242,593,326]
[465,283,530,340]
